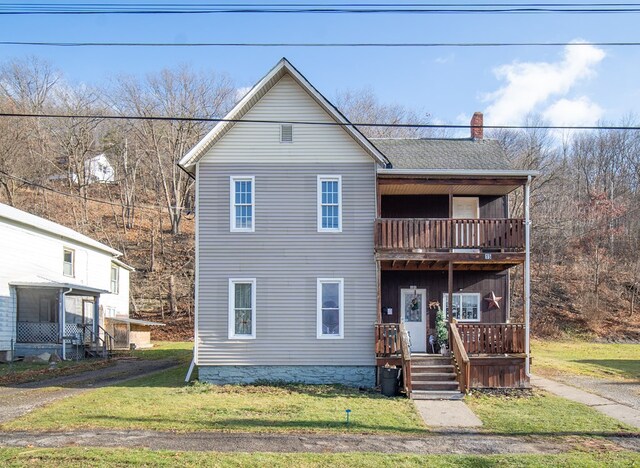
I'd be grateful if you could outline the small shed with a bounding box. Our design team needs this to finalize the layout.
[105,317,164,350]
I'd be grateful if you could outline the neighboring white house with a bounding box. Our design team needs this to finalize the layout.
[49,153,115,184]
[0,202,133,361]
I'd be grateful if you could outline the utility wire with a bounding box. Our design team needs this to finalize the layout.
[1,112,639,131]
[2,40,639,48]
[1,3,640,14]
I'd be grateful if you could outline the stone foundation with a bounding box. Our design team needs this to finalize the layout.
[199,365,376,388]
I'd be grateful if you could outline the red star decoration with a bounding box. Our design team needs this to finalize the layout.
[485,291,502,309]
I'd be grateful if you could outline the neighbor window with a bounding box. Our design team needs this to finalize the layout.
[228,279,256,339]
[110,264,119,294]
[230,176,255,232]
[317,176,342,232]
[442,293,481,322]
[317,278,344,339]
[63,248,74,277]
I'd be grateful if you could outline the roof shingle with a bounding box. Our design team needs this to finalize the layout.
[370,138,512,171]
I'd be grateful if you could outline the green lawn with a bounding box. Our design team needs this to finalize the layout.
[0,448,638,467]
[531,339,640,380]
[2,365,425,434]
[130,341,193,363]
[466,390,636,435]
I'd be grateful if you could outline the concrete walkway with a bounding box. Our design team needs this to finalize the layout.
[531,375,640,429]
[0,429,636,454]
[414,400,483,428]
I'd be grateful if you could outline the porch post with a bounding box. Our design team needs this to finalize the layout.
[524,176,532,376]
[376,261,382,323]
[448,261,453,323]
[94,296,100,351]
[59,288,66,360]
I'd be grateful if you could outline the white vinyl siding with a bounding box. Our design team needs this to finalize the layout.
[63,248,74,277]
[317,176,342,232]
[442,293,481,322]
[230,176,255,232]
[228,279,256,339]
[317,278,344,339]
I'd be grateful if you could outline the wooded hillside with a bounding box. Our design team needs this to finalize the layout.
[1,57,638,340]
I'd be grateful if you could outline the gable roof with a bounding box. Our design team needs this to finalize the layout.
[178,58,389,174]
[0,202,122,257]
[372,138,513,171]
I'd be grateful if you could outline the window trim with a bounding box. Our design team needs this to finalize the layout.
[442,292,482,322]
[230,176,255,233]
[228,278,257,339]
[317,175,342,233]
[316,278,344,339]
[63,248,75,278]
[110,264,119,294]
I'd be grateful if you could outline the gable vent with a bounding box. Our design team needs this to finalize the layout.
[280,124,293,143]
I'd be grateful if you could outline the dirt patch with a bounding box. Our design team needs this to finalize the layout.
[0,360,114,387]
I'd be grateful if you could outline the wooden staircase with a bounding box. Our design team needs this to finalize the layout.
[409,354,463,400]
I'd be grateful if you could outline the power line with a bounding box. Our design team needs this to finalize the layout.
[1,112,639,131]
[2,40,639,48]
[1,3,640,15]
[0,169,166,213]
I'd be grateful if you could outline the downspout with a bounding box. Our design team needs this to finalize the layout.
[61,287,73,360]
[524,176,531,377]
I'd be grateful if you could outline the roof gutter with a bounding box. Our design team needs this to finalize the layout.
[377,168,540,178]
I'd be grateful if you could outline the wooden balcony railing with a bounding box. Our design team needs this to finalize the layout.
[375,323,401,356]
[375,218,525,252]
[455,323,526,355]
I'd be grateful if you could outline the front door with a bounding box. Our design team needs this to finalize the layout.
[453,197,480,252]
[400,288,427,353]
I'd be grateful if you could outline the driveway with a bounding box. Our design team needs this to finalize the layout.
[0,359,179,424]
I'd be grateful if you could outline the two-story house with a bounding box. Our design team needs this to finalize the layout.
[0,202,135,361]
[179,58,536,398]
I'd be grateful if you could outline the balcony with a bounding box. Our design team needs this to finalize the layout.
[375,218,526,269]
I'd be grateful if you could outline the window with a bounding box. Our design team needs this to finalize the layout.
[317,278,344,339]
[63,248,74,277]
[230,176,255,232]
[110,264,119,294]
[228,279,256,339]
[280,124,293,143]
[105,307,116,318]
[317,176,342,232]
[442,293,481,322]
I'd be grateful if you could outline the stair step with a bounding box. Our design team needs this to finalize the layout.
[411,357,452,365]
[410,390,464,400]
[411,372,457,381]
[411,381,460,391]
[410,365,455,373]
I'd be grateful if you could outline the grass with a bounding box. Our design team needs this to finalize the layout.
[2,364,425,434]
[0,359,114,386]
[129,341,193,363]
[466,389,637,436]
[531,338,640,380]
[0,448,638,467]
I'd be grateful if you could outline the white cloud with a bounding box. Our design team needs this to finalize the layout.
[542,96,603,127]
[235,86,252,102]
[435,54,454,64]
[483,42,605,126]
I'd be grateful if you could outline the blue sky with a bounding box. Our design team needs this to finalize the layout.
[1,1,639,128]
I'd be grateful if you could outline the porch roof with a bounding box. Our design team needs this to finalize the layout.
[10,275,109,296]
[107,317,165,327]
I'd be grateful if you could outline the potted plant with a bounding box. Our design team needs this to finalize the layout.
[434,303,449,355]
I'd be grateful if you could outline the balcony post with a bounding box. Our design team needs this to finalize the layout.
[448,261,453,323]
[524,176,531,377]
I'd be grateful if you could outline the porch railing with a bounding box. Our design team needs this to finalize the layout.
[374,323,401,356]
[375,218,525,252]
[456,323,526,355]
[450,322,471,393]
[16,322,59,343]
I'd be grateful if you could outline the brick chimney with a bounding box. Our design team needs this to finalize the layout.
[470,112,483,140]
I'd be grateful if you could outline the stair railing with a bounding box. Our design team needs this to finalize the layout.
[398,323,412,395]
[450,321,470,393]
[78,323,114,359]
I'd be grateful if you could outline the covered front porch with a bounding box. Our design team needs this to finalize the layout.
[11,281,113,360]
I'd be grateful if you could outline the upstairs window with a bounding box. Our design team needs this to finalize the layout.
[230,176,255,232]
[110,264,119,294]
[317,278,344,339]
[442,293,481,322]
[63,248,74,277]
[280,124,293,143]
[317,176,342,232]
[228,279,256,339]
